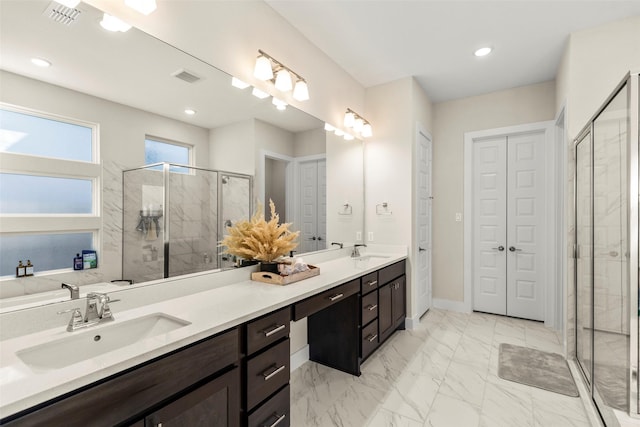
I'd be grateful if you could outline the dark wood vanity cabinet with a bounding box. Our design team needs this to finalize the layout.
[379,274,406,343]
[1,329,240,427]
[242,307,291,427]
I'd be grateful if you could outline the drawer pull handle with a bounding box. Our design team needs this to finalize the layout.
[263,364,286,381]
[366,333,378,342]
[367,304,378,311]
[264,413,286,427]
[263,324,286,337]
[328,293,344,301]
[368,280,378,287]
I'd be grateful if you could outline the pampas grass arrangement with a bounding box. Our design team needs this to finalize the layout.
[220,200,299,263]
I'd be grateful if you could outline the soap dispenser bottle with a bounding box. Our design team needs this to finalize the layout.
[74,253,83,270]
[16,261,25,278]
[25,260,34,277]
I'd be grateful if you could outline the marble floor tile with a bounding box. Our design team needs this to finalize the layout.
[289,309,593,427]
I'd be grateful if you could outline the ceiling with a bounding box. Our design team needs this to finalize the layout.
[265,1,640,102]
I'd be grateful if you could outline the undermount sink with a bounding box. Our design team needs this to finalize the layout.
[354,255,391,261]
[17,313,191,371]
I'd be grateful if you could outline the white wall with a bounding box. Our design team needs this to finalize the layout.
[0,71,210,297]
[432,81,556,302]
[209,120,255,175]
[294,128,326,157]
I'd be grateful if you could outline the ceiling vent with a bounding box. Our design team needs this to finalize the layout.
[171,69,202,84]
[43,2,81,26]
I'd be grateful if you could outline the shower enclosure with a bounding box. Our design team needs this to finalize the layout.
[122,163,252,284]
[574,72,639,425]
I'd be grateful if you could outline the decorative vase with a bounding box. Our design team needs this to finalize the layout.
[259,262,280,274]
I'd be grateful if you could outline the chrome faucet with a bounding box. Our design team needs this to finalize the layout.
[331,242,343,249]
[57,292,119,332]
[61,282,79,300]
[351,244,367,258]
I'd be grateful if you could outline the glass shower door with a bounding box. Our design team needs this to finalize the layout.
[576,130,593,385]
[592,85,630,414]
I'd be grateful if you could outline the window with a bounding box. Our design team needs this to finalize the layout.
[144,136,191,173]
[0,104,99,277]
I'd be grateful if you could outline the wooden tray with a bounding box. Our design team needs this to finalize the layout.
[251,265,320,285]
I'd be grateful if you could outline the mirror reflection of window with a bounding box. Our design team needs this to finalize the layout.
[144,136,191,174]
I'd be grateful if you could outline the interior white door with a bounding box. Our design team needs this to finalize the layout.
[472,136,508,315]
[298,159,326,253]
[506,131,546,321]
[471,131,546,321]
[416,130,432,316]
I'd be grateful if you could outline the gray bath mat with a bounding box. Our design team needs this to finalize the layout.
[498,343,579,397]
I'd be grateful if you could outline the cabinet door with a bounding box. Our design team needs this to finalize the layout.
[145,368,240,427]
[392,276,406,328]
[378,283,393,341]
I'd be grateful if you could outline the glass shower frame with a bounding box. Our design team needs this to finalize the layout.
[574,72,639,424]
[122,163,253,283]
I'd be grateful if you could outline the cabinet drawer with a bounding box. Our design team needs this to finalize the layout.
[248,384,290,427]
[361,290,378,326]
[379,260,406,285]
[361,319,378,360]
[3,328,239,427]
[246,307,291,355]
[293,279,359,320]
[246,339,290,410]
[361,272,379,295]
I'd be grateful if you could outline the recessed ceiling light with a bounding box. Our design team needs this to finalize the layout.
[474,47,492,57]
[184,109,196,115]
[31,58,51,68]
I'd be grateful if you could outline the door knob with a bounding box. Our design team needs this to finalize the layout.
[317,237,323,241]
[310,236,316,241]
[509,246,522,252]
[419,247,426,252]
[492,246,505,251]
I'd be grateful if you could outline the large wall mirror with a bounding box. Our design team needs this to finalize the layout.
[0,0,364,310]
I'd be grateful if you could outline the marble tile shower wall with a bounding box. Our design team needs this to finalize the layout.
[593,131,629,335]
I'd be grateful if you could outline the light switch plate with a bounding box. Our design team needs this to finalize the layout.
[368,232,374,241]
[455,212,462,222]
[356,231,362,241]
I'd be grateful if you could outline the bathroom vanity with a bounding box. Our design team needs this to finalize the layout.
[0,249,406,426]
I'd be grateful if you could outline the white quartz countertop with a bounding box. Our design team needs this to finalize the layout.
[0,251,406,419]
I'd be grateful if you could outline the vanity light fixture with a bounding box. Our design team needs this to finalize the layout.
[272,98,287,111]
[54,0,81,7]
[100,13,131,32]
[343,108,373,138]
[253,50,309,101]
[251,87,270,99]
[231,77,250,89]
[324,123,335,132]
[31,57,52,68]
[344,133,354,141]
[125,0,157,15]
[184,109,196,115]
[474,46,492,57]
[334,129,344,137]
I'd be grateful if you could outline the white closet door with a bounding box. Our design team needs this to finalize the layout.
[472,136,508,315]
[416,130,432,316]
[299,161,318,253]
[317,159,327,248]
[506,131,546,321]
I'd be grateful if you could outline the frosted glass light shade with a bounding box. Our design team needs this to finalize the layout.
[100,14,131,32]
[251,87,270,99]
[344,133,354,141]
[254,55,273,80]
[274,69,293,92]
[334,129,345,137]
[272,98,287,110]
[361,123,373,138]
[231,77,250,89]
[293,80,309,101]
[353,118,364,133]
[344,111,355,128]
[125,0,157,15]
[324,123,335,132]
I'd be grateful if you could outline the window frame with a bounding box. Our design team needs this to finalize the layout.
[144,135,193,168]
[0,103,101,277]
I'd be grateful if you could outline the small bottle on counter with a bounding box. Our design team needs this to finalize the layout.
[16,260,25,278]
[25,260,34,276]
[74,253,84,270]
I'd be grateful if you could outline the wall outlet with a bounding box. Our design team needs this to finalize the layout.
[356,231,362,241]
[368,231,374,241]
[455,212,462,222]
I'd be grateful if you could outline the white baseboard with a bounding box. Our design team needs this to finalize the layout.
[290,345,309,372]
[405,314,420,330]
[432,298,470,313]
